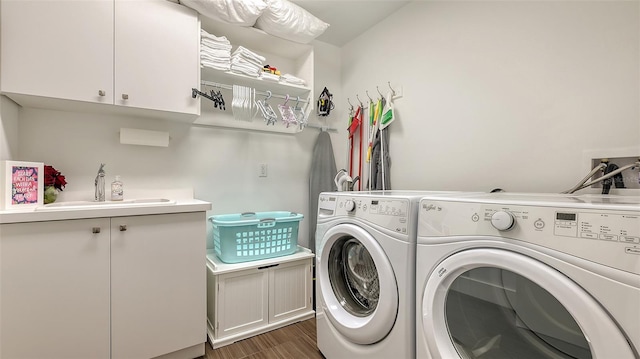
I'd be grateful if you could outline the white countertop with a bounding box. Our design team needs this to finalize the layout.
[0,198,212,224]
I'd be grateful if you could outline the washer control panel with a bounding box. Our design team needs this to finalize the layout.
[318,194,411,234]
[553,211,640,244]
[418,199,640,274]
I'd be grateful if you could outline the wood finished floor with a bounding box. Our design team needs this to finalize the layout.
[202,318,325,359]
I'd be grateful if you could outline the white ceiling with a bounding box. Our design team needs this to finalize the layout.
[290,1,411,47]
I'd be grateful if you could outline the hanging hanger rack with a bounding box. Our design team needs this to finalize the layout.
[196,80,310,104]
[194,80,338,134]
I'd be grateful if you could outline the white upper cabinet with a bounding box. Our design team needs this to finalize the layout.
[114,0,200,115]
[0,0,200,121]
[0,0,114,104]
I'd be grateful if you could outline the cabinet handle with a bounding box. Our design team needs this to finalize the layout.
[122,94,129,100]
[92,227,101,234]
[119,225,127,231]
[98,90,106,97]
[258,264,280,270]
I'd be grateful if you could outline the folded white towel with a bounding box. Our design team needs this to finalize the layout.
[230,68,258,77]
[260,72,280,82]
[201,48,231,58]
[201,56,231,66]
[201,61,231,71]
[230,63,260,76]
[232,46,266,64]
[231,61,259,71]
[230,56,262,69]
[201,39,232,51]
[280,73,306,86]
[200,29,230,44]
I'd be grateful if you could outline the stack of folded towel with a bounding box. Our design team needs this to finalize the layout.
[280,73,306,87]
[200,29,231,71]
[230,46,266,77]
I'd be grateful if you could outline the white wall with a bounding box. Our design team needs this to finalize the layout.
[0,96,19,160]
[342,1,640,193]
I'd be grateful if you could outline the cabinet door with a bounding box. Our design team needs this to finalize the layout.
[0,219,111,359]
[215,268,269,339]
[0,0,113,104]
[114,0,200,115]
[269,258,313,323]
[110,212,206,359]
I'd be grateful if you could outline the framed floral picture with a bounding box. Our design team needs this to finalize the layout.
[0,161,44,210]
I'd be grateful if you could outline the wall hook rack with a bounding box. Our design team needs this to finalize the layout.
[351,82,402,109]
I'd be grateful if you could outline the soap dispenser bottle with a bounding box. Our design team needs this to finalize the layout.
[111,175,123,201]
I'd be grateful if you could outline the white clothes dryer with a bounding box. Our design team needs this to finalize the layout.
[316,191,460,359]
[416,193,640,359]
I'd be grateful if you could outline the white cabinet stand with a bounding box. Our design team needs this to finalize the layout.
[206,247,315,348]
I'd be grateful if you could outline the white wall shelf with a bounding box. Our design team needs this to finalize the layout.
[197,16,315,134]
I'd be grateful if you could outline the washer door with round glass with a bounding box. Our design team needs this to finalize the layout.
[318,223,398,345]
[421,248,634,359]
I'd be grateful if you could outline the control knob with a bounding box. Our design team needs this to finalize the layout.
[491,211,515,231]
[345,200,356,212]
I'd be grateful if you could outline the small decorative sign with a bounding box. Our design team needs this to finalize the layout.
[0,161,44,210]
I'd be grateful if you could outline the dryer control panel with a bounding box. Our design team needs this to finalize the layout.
[418,198,640,274]
[318,194,411,235]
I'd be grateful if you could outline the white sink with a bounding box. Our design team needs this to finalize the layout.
[36,198,175,210]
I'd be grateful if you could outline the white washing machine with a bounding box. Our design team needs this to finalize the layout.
[416,193,640,359]
[316,191,459,358]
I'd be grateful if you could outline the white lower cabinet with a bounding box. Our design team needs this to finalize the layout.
[0,218,111,359]
[0,212,207,359]
[206,247,315,348]
[111,213,206,359]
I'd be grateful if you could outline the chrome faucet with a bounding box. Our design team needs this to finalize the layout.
[95,163,105,202]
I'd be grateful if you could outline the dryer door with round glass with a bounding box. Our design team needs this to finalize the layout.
[421,248,634,359]
[317,223,398,344]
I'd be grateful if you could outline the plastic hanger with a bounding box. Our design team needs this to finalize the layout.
[255,91,278,125]
[278,95,298,128]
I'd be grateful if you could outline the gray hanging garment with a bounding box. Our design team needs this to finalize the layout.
[370,127,391,190]
[309,131,337,253]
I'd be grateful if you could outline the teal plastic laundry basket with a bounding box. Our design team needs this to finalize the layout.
[208,211,303,263]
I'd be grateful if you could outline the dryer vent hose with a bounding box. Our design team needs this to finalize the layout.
[602,163,626,194]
